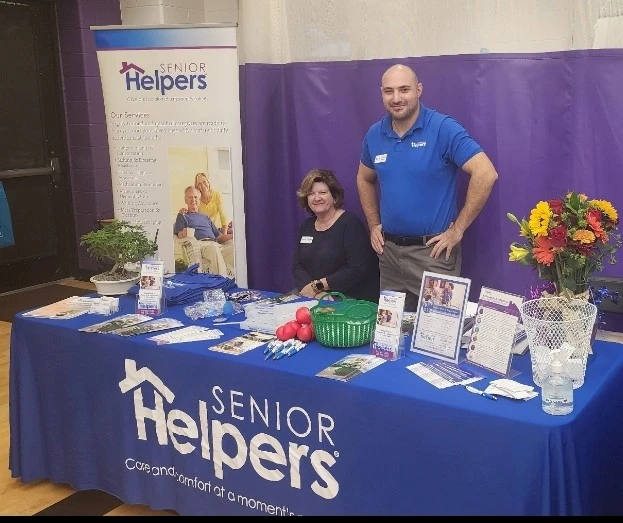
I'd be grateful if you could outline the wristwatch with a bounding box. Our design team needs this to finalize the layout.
[312,280,325,293]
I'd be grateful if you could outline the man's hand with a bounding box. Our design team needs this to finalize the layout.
[177,228,191,239]
[427,223,463,260]
[370,223,384,255]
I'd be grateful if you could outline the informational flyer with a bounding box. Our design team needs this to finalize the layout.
[148,325,223,345]
[465,287,523,376]
[410,272,471,364]
[209,331,275,356]
[316,354,387,382]
[137,260,165,316]
[371,290,406,360]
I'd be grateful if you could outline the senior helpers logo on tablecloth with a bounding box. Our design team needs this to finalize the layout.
[118,359,340,511]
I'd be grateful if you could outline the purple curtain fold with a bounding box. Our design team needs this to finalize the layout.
[240,50,623,300]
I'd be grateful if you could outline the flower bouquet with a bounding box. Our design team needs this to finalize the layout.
[507,192,621,299]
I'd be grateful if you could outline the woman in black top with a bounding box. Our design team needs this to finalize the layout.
[292,169,379,303]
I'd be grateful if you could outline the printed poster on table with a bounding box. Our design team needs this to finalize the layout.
[91,24,247,285]
[410,272,471,364]
[465,287,523,376]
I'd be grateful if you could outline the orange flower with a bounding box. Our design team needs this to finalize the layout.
[572,229,596,244]
[532,236,556,265]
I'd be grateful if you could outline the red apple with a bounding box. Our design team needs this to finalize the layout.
[297,323,315,342]
[281,323,298,340]
[295,306,312,325]
[286,320,302,333]
[276,325,289,341]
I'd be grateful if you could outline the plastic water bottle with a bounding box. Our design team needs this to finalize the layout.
[541,349,573,416]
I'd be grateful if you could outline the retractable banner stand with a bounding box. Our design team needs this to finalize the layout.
[92,25,247,286]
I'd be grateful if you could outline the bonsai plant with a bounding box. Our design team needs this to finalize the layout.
[80,219,159,294]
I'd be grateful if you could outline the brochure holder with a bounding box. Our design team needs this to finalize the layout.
[136,260,166,317]
[370,290,406,361]
[410,271,471,364]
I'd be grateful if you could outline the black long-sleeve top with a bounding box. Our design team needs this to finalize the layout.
[292,211,379,302]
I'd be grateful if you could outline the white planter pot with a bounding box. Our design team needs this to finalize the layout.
[90,274,140,296]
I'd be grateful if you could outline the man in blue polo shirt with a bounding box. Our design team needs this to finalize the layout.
[357,63,498,311]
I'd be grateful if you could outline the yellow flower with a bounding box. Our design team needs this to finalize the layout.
[509,244,530,261]
[528,201,551,237]
[589,199,618,222]
[573,229,596,244]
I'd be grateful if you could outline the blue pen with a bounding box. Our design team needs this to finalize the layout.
[287,341,307,357]
[266,340,293,360]
[264,340,279,355]
[465,385,497,401]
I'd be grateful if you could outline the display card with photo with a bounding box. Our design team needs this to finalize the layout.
[410,272,471,364]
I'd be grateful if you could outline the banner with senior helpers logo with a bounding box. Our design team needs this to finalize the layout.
[92,25,247,286]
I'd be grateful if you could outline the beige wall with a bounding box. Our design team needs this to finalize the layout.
[119,0,623,63]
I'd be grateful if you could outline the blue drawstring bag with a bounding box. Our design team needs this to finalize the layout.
[0,181,15,248]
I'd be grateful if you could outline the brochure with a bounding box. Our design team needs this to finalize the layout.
[316,354,387,382]
[209,331,275,355]
[410,272,471,364]
[371,290,406,360]
[22,296,92,320]
[465,287,523,376]
[148,325,224,345]
[79,314,152,333]
[137,260,165,316]
[113,317,184,337]
[406,360,483,389]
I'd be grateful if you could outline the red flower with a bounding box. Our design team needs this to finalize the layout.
[533,236,556,265]
[548,225,568,247]
[569,241,594,256]
[586,208,604,236]
[548,199,564,215]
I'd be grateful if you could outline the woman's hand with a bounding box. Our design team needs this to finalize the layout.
[299,282,316,298]
[178,207,188,215]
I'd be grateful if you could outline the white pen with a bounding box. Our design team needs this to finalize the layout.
[465,385,497,401]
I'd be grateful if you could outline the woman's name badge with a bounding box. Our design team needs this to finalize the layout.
[300,236,313,244]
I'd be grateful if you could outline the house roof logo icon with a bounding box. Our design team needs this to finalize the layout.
[119,61,145,74]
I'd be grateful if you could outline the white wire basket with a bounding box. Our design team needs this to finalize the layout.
[520,297,597,389]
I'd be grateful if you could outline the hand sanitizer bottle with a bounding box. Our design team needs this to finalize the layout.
[542,349,573,415]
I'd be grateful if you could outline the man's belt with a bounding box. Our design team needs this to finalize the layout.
[384,232,434,246]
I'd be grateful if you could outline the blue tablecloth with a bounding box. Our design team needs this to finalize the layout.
[9,294,623,515]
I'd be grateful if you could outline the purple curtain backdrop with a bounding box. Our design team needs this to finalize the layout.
[240,50,623,301]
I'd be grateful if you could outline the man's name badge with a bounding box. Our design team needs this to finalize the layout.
[374,154,387,163]
[300,236,313,244]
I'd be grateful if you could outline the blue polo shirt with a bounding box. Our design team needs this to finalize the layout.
[360,104,483,236]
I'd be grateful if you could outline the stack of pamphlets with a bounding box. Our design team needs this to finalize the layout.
[78,313,184,337]
[209,331,275,355]
[148,325,224,344]
[240,298,317,334]
[22,296,119,319]
[316,354,386,382]
[79,314,152,333]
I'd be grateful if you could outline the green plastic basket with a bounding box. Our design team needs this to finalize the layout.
[310,292,377,348]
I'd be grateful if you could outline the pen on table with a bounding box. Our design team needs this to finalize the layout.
[285,341,307,357]
[265,340,293,360]
[275,339,301,359]
[465,385,498,401]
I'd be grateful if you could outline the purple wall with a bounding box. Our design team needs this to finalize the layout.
[55,0,120,270]
[240,51,623,301]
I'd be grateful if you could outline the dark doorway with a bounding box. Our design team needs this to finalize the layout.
[0,0,76,293]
